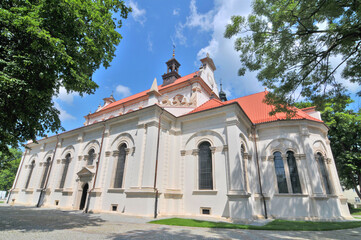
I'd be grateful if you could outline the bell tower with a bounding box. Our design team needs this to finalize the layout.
[162,47,181,86]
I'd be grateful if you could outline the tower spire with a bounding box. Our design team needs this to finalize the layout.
[219,79,227,102]
[172,44,175,58]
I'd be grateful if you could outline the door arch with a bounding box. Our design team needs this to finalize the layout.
[79,183,89,210]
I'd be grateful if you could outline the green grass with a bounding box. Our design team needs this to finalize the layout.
[149,218,361,231]
[350,208,361,215]
[0,201,4,203]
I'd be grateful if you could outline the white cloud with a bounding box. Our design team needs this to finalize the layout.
[175,23,187,46]
[129,0,146,25]
[173,8,180,16]
[116,85,131,98]
[54,101,76,121]
[179,0,261,98]
[186,0,214,32]
[147,34,153,52]
[175,0,214,46]
[55,87,79,105]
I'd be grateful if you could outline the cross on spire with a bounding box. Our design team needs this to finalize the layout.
[172,44,176,57]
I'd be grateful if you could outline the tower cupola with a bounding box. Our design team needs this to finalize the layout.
[162,47,181,86]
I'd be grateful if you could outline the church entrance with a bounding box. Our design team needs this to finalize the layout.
[79,183,89,210]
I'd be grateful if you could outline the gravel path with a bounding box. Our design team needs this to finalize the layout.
[0,204,360,239]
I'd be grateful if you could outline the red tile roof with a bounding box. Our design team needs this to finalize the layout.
[99,72,198,112]
[188,98,225,114]
[188,91,323,124]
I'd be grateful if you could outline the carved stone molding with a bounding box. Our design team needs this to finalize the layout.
[113,150,119,157]
[210,147,216,154]
[295,154,306,160]
[222,145,228,152]
[125,148,131,155]
[226,119,240,127]
[105,151,111,157]
[180,150,186,156]
[192,149,199,156]
[300,126,310,137]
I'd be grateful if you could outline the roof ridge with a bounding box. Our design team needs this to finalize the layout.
[226,91,266,102]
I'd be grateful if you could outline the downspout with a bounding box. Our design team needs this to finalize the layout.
[84,124,106,213]
[37,135,59,207]
[7,148,28,204]
[252,124,268,219]
[154,108,164,218]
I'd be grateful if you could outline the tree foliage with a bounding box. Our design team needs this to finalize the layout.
[0,148,22,191]
[296,98,361,199]
[0,0,131,155]
[225,0,361,113]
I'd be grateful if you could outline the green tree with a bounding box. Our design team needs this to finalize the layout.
[225,0,361,113]
[296,98,361,199]
[0,0,131,156]
[0,148,22,191]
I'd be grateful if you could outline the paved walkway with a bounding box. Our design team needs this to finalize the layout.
[1,204,361,239]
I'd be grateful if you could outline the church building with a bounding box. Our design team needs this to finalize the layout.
[8,53,351,221]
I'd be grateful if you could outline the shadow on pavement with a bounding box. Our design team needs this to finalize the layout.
[0,205,105,232]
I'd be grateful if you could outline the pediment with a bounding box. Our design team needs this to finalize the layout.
[77,167,94,177]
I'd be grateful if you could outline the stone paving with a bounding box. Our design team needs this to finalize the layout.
[1,204,361,240]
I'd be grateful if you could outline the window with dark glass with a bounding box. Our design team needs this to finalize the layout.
[198,142,213,190]
[287,151,302,193]
[87,149,95,165]
[241,145,247,190]
[25,160,35,189]
[40,157,51,188]
[317,153,331,194]
[59,153,71,189]
[114,144,127,188]
[274,151,288,193]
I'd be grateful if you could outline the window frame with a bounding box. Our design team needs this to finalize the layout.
[241,144,249,192]
[113,143,127,189]
[87,148,95,166]
[59,153,71,189]
[315,152,332,194]
[197,141,214,190]
[40,157,51,189]
[25,160,35,189]
[272,150,303,194]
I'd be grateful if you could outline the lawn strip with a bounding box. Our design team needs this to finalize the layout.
[149,218,361,231]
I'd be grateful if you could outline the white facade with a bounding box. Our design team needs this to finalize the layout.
[8,56,351,221]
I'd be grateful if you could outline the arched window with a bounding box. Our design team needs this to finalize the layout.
[241,144,247,191]
[287,151,302,193]
[274,151,288,193]
[114,144,127,188]
[198,141,213,190]
[59,153,71,189]
[25,160,35,189]
[316,153,331,194]
[40,157,51,188]
[87,149,95,165]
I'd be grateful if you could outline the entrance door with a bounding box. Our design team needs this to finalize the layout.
[79,183,89,210]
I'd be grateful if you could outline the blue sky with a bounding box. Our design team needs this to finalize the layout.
[53,0,361,133]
